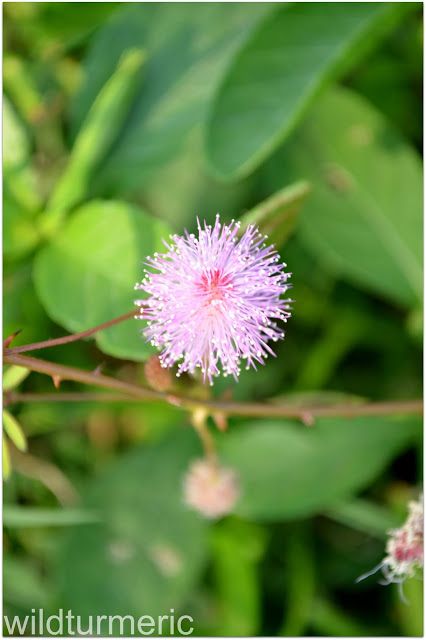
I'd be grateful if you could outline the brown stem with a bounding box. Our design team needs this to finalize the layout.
[5,392,136,404]
[190,408,217,462]
[3,352,423,421]
[4,352,160,400]
[6,310,136,354]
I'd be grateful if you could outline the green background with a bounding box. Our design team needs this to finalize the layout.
[3,2,423,636]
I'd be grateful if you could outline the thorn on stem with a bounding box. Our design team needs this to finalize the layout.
[3,329,23,349]
[301,411,315,427]
[212,411,228,432]
[166,394,182,407]
[52,375,62,389]
[93,362,105,375]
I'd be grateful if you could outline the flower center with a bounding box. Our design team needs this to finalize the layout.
[197,269,231,302]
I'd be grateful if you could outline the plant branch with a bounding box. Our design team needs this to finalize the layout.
[4,352,160,400]
[5,310,136,354]
[190,409,218,462]
[3,352,423,421]
[5,392,136,404]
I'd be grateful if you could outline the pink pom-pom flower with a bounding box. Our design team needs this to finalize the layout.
[135,215,291,384]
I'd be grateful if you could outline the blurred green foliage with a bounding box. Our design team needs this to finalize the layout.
[3,2,423,637]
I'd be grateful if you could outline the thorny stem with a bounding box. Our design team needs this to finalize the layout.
[3,352,423,422]
[3,352,160,401]
[5,310,136,354]
[4,392,135,405]
[3,312,423,422]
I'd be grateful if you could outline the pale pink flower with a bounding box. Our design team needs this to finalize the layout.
[382,496,423,584]
[135,215,291,384]
[357,494,423,597]
[183,458,240,519]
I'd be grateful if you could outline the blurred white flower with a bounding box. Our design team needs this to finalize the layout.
[183,458,240,519]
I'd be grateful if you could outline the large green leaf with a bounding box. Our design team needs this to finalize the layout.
[206,2,409,179]
[34,200,172,361]
[265,87,422,307]
[219,415,421,520]
[58,430,207,626]
[141,129,253,232]
[71,3,271,193]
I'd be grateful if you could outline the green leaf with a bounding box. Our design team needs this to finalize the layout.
[3,366,30,391]
[141,129,253,231]
[267,87,422,307]
[3,170,40,260]
[325,498,400,539]
[407,307,423,343]
[211,519,266,635]
[3,439,11,480]
[71,3,271,193]
[294,307,370,390]
[3,506,100,527]
[3,97,29,171]
[34,200,172,361]
[219,415,421,520]
[4,182,40,261]
[206,2,409,179]
[58,430,207,625]
[239,181,311,248]
[3,410,27,452]
[4,4,121,60]
[280,524,315,636]
[42,48,146,236]
[4,261,52,348]
[3,95,42,261]
[311,598,367,637]
[4,55,44,126]
[4,554,51,610]
[396,576,423,635]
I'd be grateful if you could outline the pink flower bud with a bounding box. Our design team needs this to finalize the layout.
[183,458,240,519]
[144,355,173,392]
